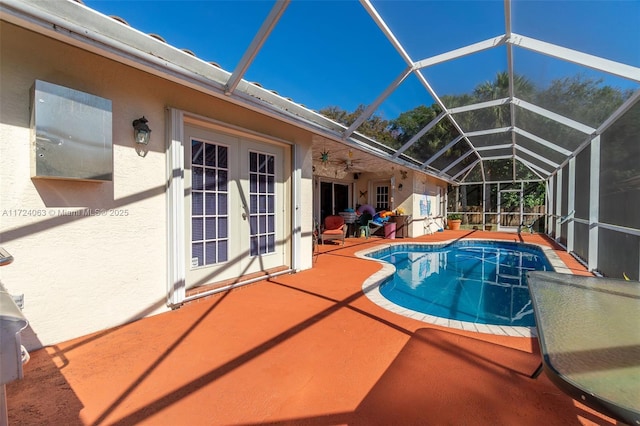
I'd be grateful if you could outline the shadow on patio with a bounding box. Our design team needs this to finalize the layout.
[7,232,613,425]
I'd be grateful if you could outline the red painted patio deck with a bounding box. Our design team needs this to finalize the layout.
[7,231,614,425]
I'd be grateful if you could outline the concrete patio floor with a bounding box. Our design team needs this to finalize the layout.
[7,230,615,425]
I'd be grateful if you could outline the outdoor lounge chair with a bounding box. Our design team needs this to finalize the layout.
[320,215,347,245]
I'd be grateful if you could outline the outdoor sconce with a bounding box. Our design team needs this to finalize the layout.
[398,183,403,191]
[132,116,151,145]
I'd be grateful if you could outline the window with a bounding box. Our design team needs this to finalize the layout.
[375,184,389,210]
[249,151,276,256]
[191,139,228,267]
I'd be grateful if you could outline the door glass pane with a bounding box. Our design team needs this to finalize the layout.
[334,184,349,214]
[192,217,203,241]
[218,146,227,168]
[267,155,274,174]
[204,169,216,190]
[218,170,228,191]
[204,193,216,215]
[217,241,228,262]
[192,242,203,266]
[205,217,216,239]
[192,141,204,165]
[192,167,203,190]
[250,236,258,256]
[191,138,228,267]
[218,217,228,238]
[250,152,257,172]
[249,150,276,256]
[204,143,216,165]
[192,192,203,216]
[205,242,217,265]
[218,194,228,215]
[376,185,389,210]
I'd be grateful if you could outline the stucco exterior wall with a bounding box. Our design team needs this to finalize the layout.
[0,23,315,348]
[410,173,446,236]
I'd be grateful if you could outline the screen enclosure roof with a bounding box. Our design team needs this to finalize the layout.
[5,0,639,184]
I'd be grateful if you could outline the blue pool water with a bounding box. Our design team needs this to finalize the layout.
[367,241,553,327]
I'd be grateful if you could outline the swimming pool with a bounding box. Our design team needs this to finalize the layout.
[358,240,569,336]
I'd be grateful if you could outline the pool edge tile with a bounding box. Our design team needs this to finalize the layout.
[357,239,561,338]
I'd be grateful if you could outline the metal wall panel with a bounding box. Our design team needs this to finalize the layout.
[30,80,112,181]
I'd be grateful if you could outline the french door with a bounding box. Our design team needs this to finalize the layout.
[319,181,349,223]
[184,124,287,289]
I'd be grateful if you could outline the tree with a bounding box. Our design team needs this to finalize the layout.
[317,72,631,187]
[536,75,631,128]
[389,104,460,163]
[319,104,397,147]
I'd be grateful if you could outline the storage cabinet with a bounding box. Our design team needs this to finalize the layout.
[392,215,411,238]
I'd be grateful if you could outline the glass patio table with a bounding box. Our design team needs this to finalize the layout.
[527,271,640,425]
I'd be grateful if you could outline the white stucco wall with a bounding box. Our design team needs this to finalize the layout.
[0,24,170,349]
[410,174,446,236]
[1,22,315,349]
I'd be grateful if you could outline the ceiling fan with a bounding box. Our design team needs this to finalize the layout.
[338,150,364,171]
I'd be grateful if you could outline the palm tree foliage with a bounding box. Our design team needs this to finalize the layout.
[319,72,632,183]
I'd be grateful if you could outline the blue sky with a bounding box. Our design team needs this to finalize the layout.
[83,0,639,119]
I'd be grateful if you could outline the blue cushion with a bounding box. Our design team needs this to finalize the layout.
[371,214,389,226]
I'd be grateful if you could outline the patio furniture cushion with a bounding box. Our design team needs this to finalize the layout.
[320,215,347,245]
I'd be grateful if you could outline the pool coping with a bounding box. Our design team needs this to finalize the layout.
[356,238,573,338]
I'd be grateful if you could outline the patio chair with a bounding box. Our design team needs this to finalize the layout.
[357,213,373,238]
[320,215,347,245]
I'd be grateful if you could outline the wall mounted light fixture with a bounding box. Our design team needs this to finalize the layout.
[132,116,151,145]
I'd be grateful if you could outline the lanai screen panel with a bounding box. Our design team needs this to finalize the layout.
[513,49,636,127]
[483,159,514,182]
[513,131,567,166]
[574,146,591,263]
[378,75,446,165]
[421,48,509,111]
[515,108,589,154]
[452,105,511,133]
[468,132,511,148]
[598,102,640,279]
[514,159,539,181]
[250,2,405,113]
[428,140,473,171]
[600,103,640,230]
[373,1,506,61]
[559,164,570,247]
[445,155,479,180]
[465,163,485,183]
[82,0,639,186]
[512,0,640,67]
